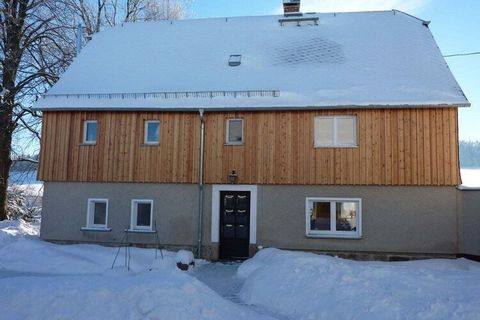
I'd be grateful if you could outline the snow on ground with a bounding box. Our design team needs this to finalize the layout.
[2,221,480,320]
[461,168,480,188]
[0,220,273,320]
[238,248,480,320]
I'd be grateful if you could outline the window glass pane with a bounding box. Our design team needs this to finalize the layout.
[93,202,106,225]
[310,201,330,231]
[136,203,151,227]
[228,120,243,143]
[146,122,160,143]
[336,202,357,231]
[336,118,355,145]
[85,122,97,142]
[315,118,334,146]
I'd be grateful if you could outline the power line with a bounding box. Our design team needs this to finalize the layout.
[444,51,480,58]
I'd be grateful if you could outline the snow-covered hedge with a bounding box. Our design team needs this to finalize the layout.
[238,248,480,320]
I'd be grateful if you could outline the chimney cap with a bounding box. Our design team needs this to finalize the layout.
[283,0,301,14]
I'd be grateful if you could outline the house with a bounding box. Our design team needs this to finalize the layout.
[34,4,476,261]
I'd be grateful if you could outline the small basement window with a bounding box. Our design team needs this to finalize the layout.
[85,199,109,230]
[83,120,97,144]
[229,55,242,67]
[226,119,244,145]
[131,200,154,231]
[314,116,357,147]
[144,120,160,145]
[306,197,362,238]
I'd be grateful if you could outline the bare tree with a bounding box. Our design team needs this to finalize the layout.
[0,1,76,220]
[1,0,191,221]
[65,0,191,35]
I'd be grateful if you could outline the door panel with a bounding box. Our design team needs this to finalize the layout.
[219,191,251,259]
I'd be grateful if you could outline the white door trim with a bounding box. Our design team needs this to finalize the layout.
[211,184,257,244]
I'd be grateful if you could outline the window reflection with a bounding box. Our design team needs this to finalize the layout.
[310,202,330,231]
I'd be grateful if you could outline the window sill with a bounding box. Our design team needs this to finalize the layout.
[306,233,361,239]
[314,145,358,149]
[141,143,160,147]
[81,227,111,232]
[125,229,156,234]
[79,143,97,146]
[224,142,244,146]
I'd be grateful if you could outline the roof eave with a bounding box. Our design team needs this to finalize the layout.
[33,102,471,112]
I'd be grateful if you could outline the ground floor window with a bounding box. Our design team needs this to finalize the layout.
[131,199,154,231]
[306,197,362,238]
[86,199,109,229]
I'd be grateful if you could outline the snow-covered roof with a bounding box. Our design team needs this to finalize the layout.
[34,10,469,111]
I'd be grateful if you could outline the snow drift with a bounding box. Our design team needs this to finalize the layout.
[238,248,480,320]
[0,220,271,320]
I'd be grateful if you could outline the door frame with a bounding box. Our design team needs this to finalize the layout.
[211,184,257,244]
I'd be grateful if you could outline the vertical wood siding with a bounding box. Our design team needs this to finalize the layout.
[38,108,461,186]
[38,112,200,183]
[203,108,460,185]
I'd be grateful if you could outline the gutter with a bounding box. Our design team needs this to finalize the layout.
[196,109,205,258]
[32,102,471,112]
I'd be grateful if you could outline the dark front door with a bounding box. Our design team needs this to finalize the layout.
[219,191,250,260]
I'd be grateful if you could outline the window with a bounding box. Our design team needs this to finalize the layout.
[85,199,109,229]
[144,120,160,145]
[228,55,242,67]
[306,197,362,238]
[131,200,154,231]
[83,120,97,144]
[226,119,244,145]
[314,116,357,147]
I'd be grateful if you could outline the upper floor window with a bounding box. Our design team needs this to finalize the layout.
[83,120,97,144]
[314,116,357,147]
[144,120,160,145]
[226,119,244,145]
[306,197,362,239]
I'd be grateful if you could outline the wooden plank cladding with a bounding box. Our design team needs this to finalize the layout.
[204,108,460,186]
[38,108,461,186]
[38,112,200,183]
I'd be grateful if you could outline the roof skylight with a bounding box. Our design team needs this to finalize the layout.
[228,55,242,67]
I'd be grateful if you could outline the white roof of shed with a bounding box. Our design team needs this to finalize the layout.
[34,10,469,110]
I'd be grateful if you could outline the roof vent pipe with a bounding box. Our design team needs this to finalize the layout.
[283,0,301,15]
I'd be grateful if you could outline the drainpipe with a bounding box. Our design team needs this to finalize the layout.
[196,109,205,258]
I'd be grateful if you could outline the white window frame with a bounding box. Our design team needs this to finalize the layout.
[314,116,357,148]
[305,197,362,239]
[83,120,97,144]
[130,199,154,231]
[144,120,160,145]
[225,118,244,145]
[84,198,109,230]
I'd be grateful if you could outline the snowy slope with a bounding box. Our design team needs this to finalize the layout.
[35,10,468,110]
[238,248,480,320]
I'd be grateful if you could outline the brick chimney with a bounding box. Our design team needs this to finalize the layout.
[283,0,301,14]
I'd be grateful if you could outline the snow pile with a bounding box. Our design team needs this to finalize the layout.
[0,219,39,244]
[238,248,480,320]
[177,249,195,265]
[460,168,480,188]
[0,221,271,320]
